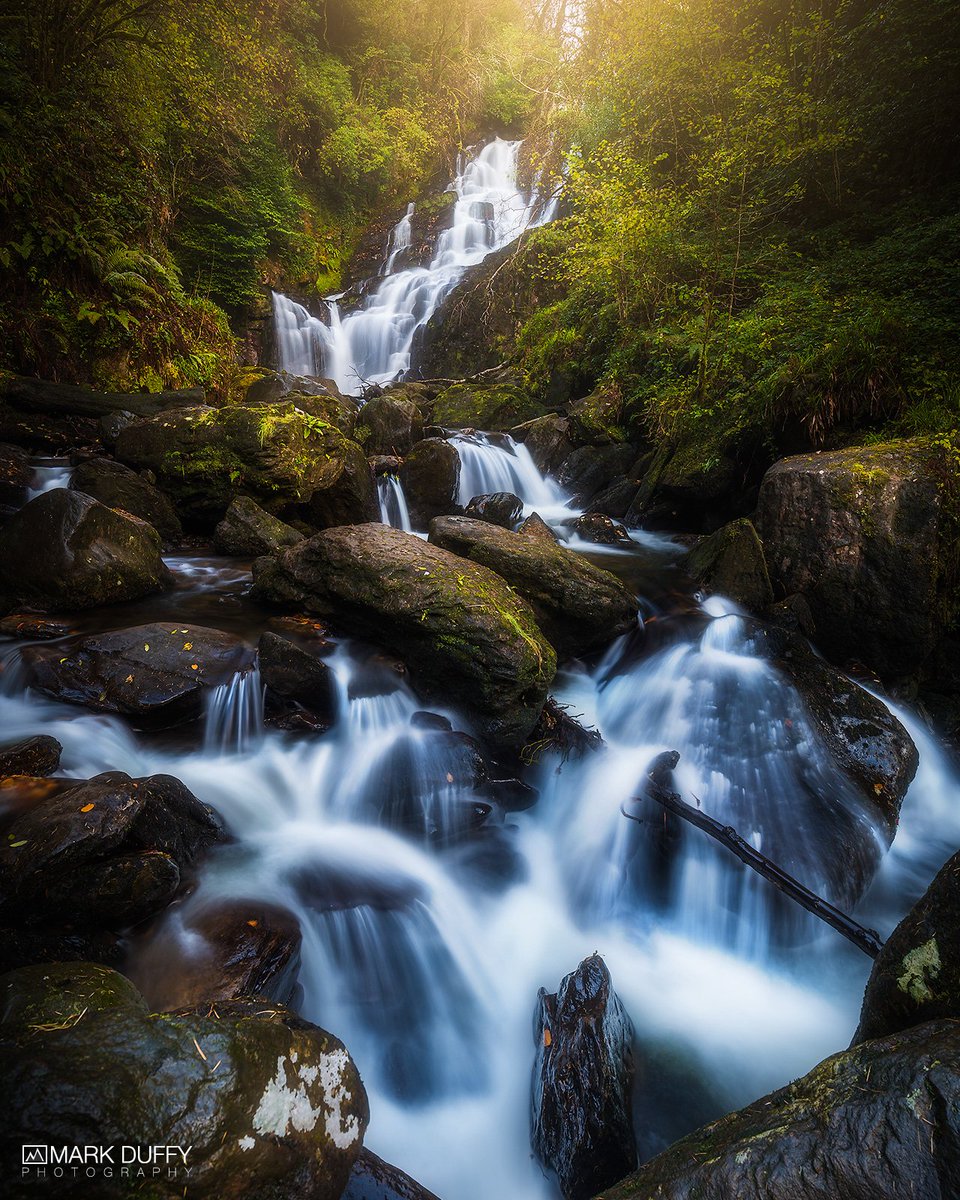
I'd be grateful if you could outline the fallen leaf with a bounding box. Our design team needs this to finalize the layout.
[79,803,95,813]
[183,642,193,651]
[125,674,134,684]
[190,663,199,671]
[143,643,150,652]
[543,1028,552,1048]
[246,919,259,928]
[9,840,27,848]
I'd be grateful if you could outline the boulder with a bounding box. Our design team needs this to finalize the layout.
[305,445,378,528]
[427,380,545,431]
[71,456,182,543]
[115,401,371,529]
[0,734,61,778]
[130,897,302,1010]
[25,622,255,721]
[755,440,958,677]
[532,955,636,1200]
[855,850,960,1044]
[428,516,637,659]
[625,440,744,532]
[685,518,773,611]
[557,445,637,507]
[0,490,172,611]
[251,524,556,748]
[518,512,560,542]
[463,491,523,528]
[0,442,31,505]
[0,771,221,928]
[565,512,631,545]
[258,630,338,724]
[215,495,304,557]
[400,438,461,526]
[0,963,367,1199]
[522,415,577,475]
[343,1149,441,1200]
[356,394,424,456]
[590,477,641,519]
[0,927,123,975]
[597,1020,960,1200]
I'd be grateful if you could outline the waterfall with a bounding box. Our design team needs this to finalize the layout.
[451,431,569,515]
[203,667,264,754]
[377,473,413,531]
[26,459,74,502]
[272,137,559,393]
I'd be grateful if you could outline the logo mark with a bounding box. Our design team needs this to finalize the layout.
[22,1146,48,1166]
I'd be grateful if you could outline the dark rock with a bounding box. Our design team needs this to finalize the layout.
[557,445,637,507]
[130,897,302,1010]
[343,1149,441,1200]
[215,494,304,556]
[0,490,172,611]
[410,711,453,732]
[463,491,523,528]
[115,400,371,529]
[0,963,368,1199]
[755,440,958,678]
[0,614,75,639]
[347,650,410,700]
[428,516,637,658]
[25,622,255,721]
[251,524,555,749]
[400,438,461,525]
[0,927,123,975]
[565,512,631,545]
[855,850,960,1043]
[0,735,61,778]
[0,373,203,418]
[0,771,221,928]
[370,453,405,476]
[356,394,424,456]
[306,444,378,528]
[766,593,817,638]
[518,512,560,541]
[258,630,337,723]
[625,441,742,532]
[0,442,31,505]
[532,955,637,1200]
[71,456,182,542]
[522,415,577,475]
[684,518,773,611]
[589,477,641,519]
[598,1021,960,1200]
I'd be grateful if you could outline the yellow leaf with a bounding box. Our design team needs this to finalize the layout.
[144,643,150,651]
[80,803,95,813]
[125,674,134,684]
[183,642,193,651]
[9,840,27,848]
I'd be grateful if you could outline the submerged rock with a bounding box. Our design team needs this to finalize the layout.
[755,439,959,677]
[215,494,304,556]
[0,963,367,1199]
[71,455,183,543]
[428,516,637,658]
[685,518,773,611]
[0,490,172,611]
[855,850,960,1043]
[0,771,221,928]
[25,622,255,721]
[252,524,555,748]
[597,1020,960,1200]
[463,491,523,528]
[400,437,461,525]
[532,955,637,1200]
[343,1148,441,1200]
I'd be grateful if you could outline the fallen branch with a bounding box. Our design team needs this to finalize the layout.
[621,750,884,959]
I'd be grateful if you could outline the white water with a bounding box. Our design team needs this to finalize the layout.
[26,459,74,502]
[451,431,570,519]
[2,549,958,1198]
[378,473,413,532]
[272,138,559,393]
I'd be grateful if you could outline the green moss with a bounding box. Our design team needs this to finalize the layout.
[431,381,547,430]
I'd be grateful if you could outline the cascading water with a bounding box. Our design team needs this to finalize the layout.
[25,458,74,502]
[451,431,569,517]
[377,473,413,531]
[203,667,264,754]
[272,138,559,392]
[3,551,958,1198]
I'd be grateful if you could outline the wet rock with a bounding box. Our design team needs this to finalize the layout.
[532,955,637,1200]
[343,1148,441,1200]
[766,592,817,638]
[252,524,555,749]
[625,440,742,532]
[564,512,631,545]
[130,897,302,1010]
[71,456,182,543]
[0,442,31,505]
[522,415,577,475]
[215,494,304,557]
[400,438,461,525]
[751,623,919,837]
[0,490,172,612]
[684,518,773,611]
[590,477,641,519]
[0,963,368,1199]
[0,614,74,639]
[25,622,255,721]
[518,512,560,541]
[410,711,453,732]
[356,394,425,456]
[306,444,378,528]
[0,735,61,779]
[115,400,371,529]
[371,453,405,476]
[0,927,123,975]
[755,439,958,678]
[428,516,637,658]
[463,491,523,528]
[557,445,637,507]
[855,850,960,1043]
[347,650,410,700]
[428,379,545,430]
[0,771,221,928]
[258,630,337,724]
[597,1020,960,1200]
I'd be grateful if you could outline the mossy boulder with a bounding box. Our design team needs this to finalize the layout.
[428,516,637,658]
[114,401,370,530]
[597,1020,960,1200]
[214,495,304,557]
[855,850,960,1044]
[237,368,360,437]
[0,964,368,1200]
[0,490,172,612]
[685,518,774,611]
[356,394,424,456]
[71,456,183,543]
[755,439,959,677]
[427,379,546,431]
[251,524,556,748]
[520,415,576,474]
[400,438,461,526]
[625,439,743,532]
